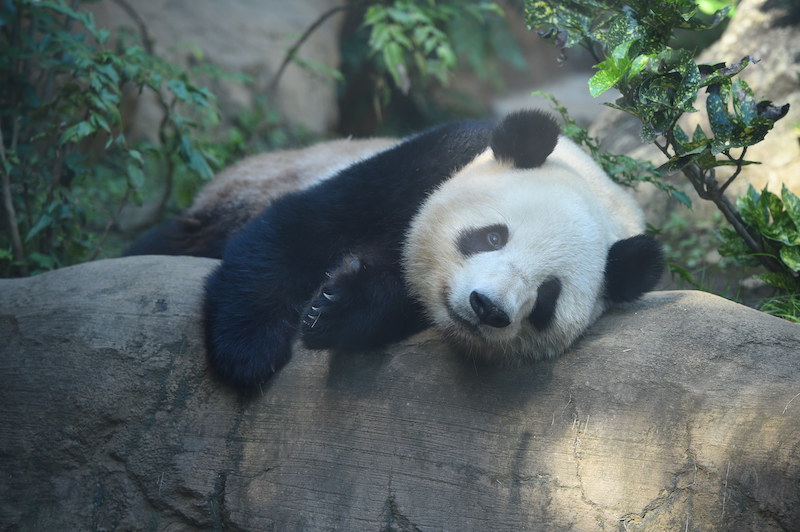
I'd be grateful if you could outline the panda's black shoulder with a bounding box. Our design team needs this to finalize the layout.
[300,118,496,213]
[382,118,496,169]
[490,109,560,169]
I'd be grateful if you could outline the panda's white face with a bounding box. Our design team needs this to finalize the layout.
[403,136,647,362]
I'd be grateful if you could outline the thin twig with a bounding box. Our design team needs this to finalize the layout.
[110,0,155,54]
[268,5,350,95]
[718,147,747,195]
[89,187,131,261]
[154,98,178,221]
[0,119,28,275]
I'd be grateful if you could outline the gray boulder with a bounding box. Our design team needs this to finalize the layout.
[1,256,799,530]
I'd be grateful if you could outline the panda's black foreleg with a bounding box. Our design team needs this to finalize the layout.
[299,251,427,353]
[203,258,303,394]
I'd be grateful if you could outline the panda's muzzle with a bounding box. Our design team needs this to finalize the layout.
[469,291,511,328]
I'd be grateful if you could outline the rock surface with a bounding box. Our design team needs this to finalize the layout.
[1,256,799,530]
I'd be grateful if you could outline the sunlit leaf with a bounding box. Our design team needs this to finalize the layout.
[779,247,800,272]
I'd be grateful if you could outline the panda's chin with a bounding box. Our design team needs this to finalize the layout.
[444,300,481,336]
[441,299,521,357]
[437,294,574,363]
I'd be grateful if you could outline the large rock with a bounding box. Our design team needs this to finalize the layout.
[1,256,799,530]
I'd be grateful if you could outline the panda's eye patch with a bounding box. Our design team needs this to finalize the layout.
[457,224,509,256]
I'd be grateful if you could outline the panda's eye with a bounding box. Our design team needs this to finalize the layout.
[457,224,509,256]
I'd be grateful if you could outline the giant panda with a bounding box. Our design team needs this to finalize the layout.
[188,109,664,394]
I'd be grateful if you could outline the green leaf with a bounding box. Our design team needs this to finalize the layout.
[718,227,757,263]
[757,272,799,291]
[364,5,387,25]
[127,162,145,190]
[382,41,409,90]
[167,78,189,101]
[179,135,214,179]
[698,56,751,88]
[588,39,635,97]
[656,155,695,173]
[674,55,700,112]
[90,112,111,133]
[628,53,652,78]
[588,68,622,97]
[436,44,457,69]
[127,149,144,165]
[669,189,693,208]
[739,186,800,247]
[706,83,734,149]
[732,78,757,125]
[60,121,96,144]
[737,185,767,228]
[783,185,800,228]
[779,246,800,272]
[27,252,58,272]
[26,214,53,242]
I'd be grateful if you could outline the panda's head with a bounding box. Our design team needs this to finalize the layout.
[402,110,663,362]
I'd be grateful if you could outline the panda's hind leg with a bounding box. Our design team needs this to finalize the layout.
[300,251,426,352]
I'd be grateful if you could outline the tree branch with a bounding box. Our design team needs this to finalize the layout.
[89,187,131,261]
[268,5,350,96]
[681,161,785,274]
[718,147,747,195]
[109,0,155,55]
[0,118,28,276]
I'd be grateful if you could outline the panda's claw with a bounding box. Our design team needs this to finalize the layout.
[300,253,368,349]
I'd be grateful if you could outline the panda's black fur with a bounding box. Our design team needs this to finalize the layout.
[129,110,663,394]
[204,116,508,392]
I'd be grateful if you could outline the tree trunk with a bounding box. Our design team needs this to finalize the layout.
[1,256,798,531]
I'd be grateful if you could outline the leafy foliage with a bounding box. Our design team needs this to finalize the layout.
[341,0,521,130]
[722,186,800,289]
[1,0,521,277]
[362,0,504,92]
[0,0,257,277]
[526,0,799,304]
[758,292,800,324]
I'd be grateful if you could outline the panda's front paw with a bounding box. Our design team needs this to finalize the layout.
[300,254,364,349]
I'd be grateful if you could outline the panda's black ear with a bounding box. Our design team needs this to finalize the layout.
[605,234,664,303]
[490,109,560,169]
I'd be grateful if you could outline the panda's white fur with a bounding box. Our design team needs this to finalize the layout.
[404,135,646,361]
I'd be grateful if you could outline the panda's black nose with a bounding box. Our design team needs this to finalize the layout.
[470,291,511,328]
